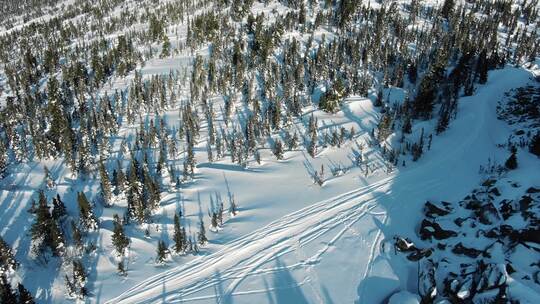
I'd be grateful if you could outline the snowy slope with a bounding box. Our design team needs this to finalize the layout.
[108,66,540,303]
[1,0,539,302]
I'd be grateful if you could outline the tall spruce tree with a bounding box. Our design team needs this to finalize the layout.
[173,213,184,254]
[17,283,35,304]
[77,192,97,231]
[99,160,112,206]
[30,190,64,257]
[112,214,130,256]
[0,236,18,272]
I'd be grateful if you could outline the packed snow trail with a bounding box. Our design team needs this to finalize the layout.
[108,67,536,303]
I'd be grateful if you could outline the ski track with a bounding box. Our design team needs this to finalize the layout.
[108,67,535,304]
[108,176,392,303]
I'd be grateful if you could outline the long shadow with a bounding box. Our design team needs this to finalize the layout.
[271,258,309,304]
[197,162,246,172]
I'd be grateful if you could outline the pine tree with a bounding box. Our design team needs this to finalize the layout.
[30,190,64,257]
[529,132,540,157]
[197,219,208,246]
[155,240,168,264]
[206,143,213,163]
[477,50,488,84]
[0,236,18,273]
[77,192,97,231]
[160,36,171,58]
[51,194,67,221]
[71,260,88,299]
[440,0,455,19]
[17,283,35,304]
[229,195,238,216]
[308,114,318,157]
[0,273,16,304]
[273,139,284,160]
[70,220,83,250]
[173,213,184,254]
[114,160,126,195]
[374,89,383,107]
[99,160,112,206]
[44,166,55,189]
[0,140,7,178]
[413,74,437,120]
[210,212,218,231]
[111,214,130,256]
[402,115,412,134]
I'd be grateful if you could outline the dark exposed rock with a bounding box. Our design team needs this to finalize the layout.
[475,202,500,225]
[454,217,467,227]
[489,187,501,196]
[505,263,515,275]
[500,225,540,244]
[526,187,540,194]
[424,201,452,218]
[465,199,482,210]
[394,236,416,252]
[477,263,506,292]
[452,242,483,258]
[418,260,437,303]
[518,195,533,212]
[482,179,497,187]
[419,219,458,240]
[393,236,434,262]
[499,199,514,220]
[407,248,433,261]
[484,227,500,239]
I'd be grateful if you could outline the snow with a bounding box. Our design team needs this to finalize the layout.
[388,291,420,304]
[1,0,539,303]
[106,66,540,303]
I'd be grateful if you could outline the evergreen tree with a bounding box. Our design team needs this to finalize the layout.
[30,190,64,257]
[440,0,455,19]
[477,50,488,84]
[273,139,284,160]
[43,166,55,189]
[529,132,540,157]
[17,283,35,304]
[77,192,97,231]
[70,260,88,299]
[210,212,218,230]
[173,213,184,254]
[155,240,168,264]
[0,140,7,178]
[160,36,171,58]
[0,273,16,304]
[0,236,18,273]
[402,115,412,134]
[114,160,126,195]
[197,219,207,246]
[229,195,238,216]
[70,220,83,250]
[374,89,383,107]
[308,114,318,157]
[111,214,130,256]
[51,194,67,221]
[413,74,437,120]
[99,160,112,206]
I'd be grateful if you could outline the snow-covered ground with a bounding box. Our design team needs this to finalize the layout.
[106,66,540,303]
[1,0,539,302]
